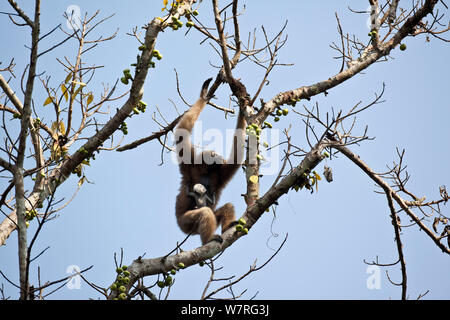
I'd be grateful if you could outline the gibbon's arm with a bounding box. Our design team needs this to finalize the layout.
[175,78,212,163]
[219,108,247,184]
[175,78,212,134]
[228,109,247,165]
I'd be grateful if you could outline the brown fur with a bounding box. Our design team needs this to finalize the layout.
[174,78,246,244]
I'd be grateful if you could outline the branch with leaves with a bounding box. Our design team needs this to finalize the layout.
[105,0,449,300]
[1,0,449,300]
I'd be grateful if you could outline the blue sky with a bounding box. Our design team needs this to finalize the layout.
[0,1,449,299]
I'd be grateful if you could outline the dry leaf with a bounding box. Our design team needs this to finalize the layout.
[87,92,94,105]
[61,84,69,102]
[64,72,73,84]
[43,96,53,106]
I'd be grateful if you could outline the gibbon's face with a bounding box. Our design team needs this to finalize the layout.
[193,183,207,195]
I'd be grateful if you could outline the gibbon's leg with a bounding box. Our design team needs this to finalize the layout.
[178,207,219,244]
[214,203,237,233]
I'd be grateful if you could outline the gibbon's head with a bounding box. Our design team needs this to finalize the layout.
[193,183,207,195]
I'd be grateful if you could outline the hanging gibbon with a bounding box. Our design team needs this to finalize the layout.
[174,78,247,244]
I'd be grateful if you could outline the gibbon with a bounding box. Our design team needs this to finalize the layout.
[174,78,247,244]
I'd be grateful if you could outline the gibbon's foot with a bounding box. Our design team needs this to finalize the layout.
[208,234,224,244]
[226,221,239,229]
